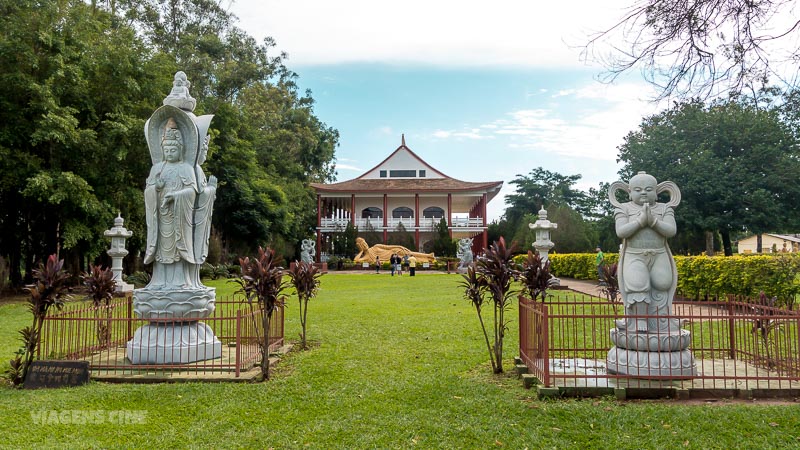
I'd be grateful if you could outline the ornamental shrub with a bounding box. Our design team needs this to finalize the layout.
[538,252,800,308]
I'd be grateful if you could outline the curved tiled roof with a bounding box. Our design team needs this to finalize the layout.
[310,178,502,193]
[312,137,503,201]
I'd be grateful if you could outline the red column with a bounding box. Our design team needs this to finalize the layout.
[383,194,388,228]
[482,193,487,226]
[414,194,420,251]
[351,194,356,226]
[383,194,388,243]
[316,195,322,263]
[415,194,419,227]
[482,230,488,252]
[447,193,452,239]
[316,230,322,263]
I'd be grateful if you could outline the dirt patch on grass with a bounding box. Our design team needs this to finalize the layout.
[0,293,27,305]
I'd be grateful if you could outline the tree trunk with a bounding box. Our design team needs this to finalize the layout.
[720,229,733,256]
[9,247,22,287]
[705,231,715,256]
[757,234,763,253]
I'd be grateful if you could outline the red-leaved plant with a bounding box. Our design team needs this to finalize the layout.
[233,247,287,380]
[7,255,71,386]
[287,260,323,350]
[599,262,621,304]
[82,265,116,348]
[520,250,554,302]
[752,291,783,369]
[461,237,519,374]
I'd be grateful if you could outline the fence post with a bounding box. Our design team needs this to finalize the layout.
[518,296,526,367]
[542,303,550,387]
[235,309,242,378]
[796,316,800,376]
[728,301,736,360]
[126,292,133,340]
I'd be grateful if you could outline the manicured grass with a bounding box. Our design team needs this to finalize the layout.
[0,273,798,448]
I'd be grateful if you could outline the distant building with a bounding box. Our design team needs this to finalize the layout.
[737,233,800,254]
[310,136,503,261]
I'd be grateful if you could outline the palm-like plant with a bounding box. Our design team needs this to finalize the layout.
[471,237,519,374]
[82,265,116,348]
[287,260,323,350]
[519,250,555,302]
[599,262,621,304]
[459,264,496,370]
[752,291,783,369]
[8,255,71,386]
[233,247,287,380]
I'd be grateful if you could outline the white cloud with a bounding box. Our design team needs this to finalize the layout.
[371,126,394,137]
[429,127,492,141]
[485,82,661,161]
[335,163,363,172]
[230,0,632,68]
[552,89,576,98]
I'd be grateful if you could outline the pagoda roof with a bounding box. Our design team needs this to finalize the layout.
[310,178,504,194]
[311,136,503,200]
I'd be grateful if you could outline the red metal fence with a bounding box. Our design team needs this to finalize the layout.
[519,294,800,394]
[39,295,284,378]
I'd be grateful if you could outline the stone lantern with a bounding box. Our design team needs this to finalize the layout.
[528,207,557,261]
[104,214,134,292]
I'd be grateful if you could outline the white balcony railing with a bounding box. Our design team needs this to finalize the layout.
[318,217,484,230]
[450,217,484,228]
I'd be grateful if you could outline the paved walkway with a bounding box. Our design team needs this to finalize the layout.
[559,277,603,297]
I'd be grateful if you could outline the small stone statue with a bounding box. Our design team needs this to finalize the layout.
[456,238,473,271]
[163,71,197,111]
[300,239,316,264]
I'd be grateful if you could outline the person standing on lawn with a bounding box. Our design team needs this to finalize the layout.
[595,246,604,281]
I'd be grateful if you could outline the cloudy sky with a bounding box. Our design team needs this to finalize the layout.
[227,0,668,220]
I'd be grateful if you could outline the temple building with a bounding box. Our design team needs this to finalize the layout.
[310,136,503,261]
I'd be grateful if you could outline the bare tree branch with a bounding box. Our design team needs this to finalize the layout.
[581,0,800,101]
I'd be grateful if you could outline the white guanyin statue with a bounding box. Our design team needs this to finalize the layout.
[127,71,221,364]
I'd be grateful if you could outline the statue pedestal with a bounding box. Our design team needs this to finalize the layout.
[127,287,221,364]
[606,328,697,379]
[126,322,221,364]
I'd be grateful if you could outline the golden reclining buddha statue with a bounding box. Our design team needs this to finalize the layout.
[353,237,436,263]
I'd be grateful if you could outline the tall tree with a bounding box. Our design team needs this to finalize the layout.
[0,0,339,287]
[617,97,800,255]
[504,167,589,228]
[114,0,339,259]
[583,0,800,100]
[0,0,162,284]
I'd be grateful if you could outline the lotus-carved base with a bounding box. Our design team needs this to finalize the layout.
[606,346,697,378]
[610,328,691,352]
[133,287,215,319]
[126,322,221,364]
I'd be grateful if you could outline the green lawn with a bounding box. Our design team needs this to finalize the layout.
[0,273,798,448]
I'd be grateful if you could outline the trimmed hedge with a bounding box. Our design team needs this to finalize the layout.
[514,253,620,280]
[530,252,800,307]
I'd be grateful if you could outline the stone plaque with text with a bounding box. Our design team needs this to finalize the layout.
[24,360,90,389]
